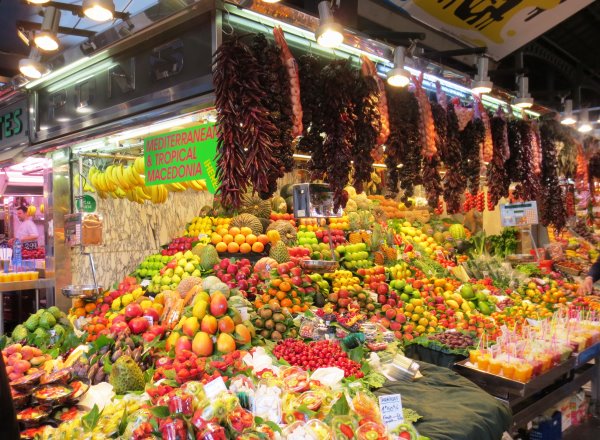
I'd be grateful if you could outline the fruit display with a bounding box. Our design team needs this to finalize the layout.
[133,254,166,280]
[162,236,195,256]
[337,243,373,270]
[2,344,52,382]
[12,307,74,349]
[211,225,269,255]
[146,251,202,294]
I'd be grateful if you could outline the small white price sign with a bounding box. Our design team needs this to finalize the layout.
[379,393,404,430]
[203,376,228,400]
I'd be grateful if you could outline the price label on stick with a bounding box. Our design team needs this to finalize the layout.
[379,394,404,430]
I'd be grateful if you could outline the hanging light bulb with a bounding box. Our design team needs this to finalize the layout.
[34,7,61,52]
[82,0,115,22]
[315,1,343,48]
[471,56,493,95]
[261,0,281,2]
[513,75,534,108]
[561,99,577,125]
[578,108,593,133]
[19,48,49,79]
[387,46,410,87]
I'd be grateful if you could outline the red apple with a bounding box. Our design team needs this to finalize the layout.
[129,317,150,334]
[125,303,143,319]
[144,308,160,323]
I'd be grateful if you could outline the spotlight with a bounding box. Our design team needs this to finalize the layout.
[82,0,115,22]
[561,99,576,125]
[578,109,592,133]
[34,7,61,52]
[513,75,533,108]
[26,0,50,4]
[471,56,493,95]
[315,1,343,48]
[261,0,281,2]
[387,46,410,87]
[19,48,49,79]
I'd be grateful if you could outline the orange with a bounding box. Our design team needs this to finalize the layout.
[235,234,246,245]
[217,227,228,236]
[240,227,252,236]
[279,281,291,292]
[245,234,257,245]
[222,234,234,244]
[227,242,240,253]
[211,233,222,245]
[267,230,280,243]
[74,307,86,317]
[268,299,280,308]
[240,243,251,254]
[229,226,241,236]
[252,241,264,253]
[281,298,293,308]
[271,278,282,288]
[72,298,85,308]
[292,305,302,313]
[85,303,96,313]
[215,242,228,253]
[257,234,270,245]
[276,290,287,300]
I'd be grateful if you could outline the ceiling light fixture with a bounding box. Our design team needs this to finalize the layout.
[513,75,534,108]
[578,108,593,133]
[387,46,410,87]
[315,1,343,48]
[82,0,115,22]
[471,55,493,95]
[26,0,50,4]
[561,99,577,125]
[34,7,61,52]
[261,0,281,3]
[19,48,49,79]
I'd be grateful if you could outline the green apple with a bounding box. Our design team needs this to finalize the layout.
[178,258,187,267]
[174,266,184,276]
[174,252,184,260]
[165,268,174,277]
[172,274,181,284]
[153,275,162,285]
[184,262,196,273]
[161,255,171,264]
[184,250,194,260]
[182,272,190,279]
[161,276,172,286]
[192,269,201,277]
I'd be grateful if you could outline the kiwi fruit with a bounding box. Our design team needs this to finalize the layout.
[275,323,287,333]
[260,329,271,338]
[254,318,264,328]
[260,308,273,319]
[273,313,285,323]
[265,319,275,330]
[271,330,282,341]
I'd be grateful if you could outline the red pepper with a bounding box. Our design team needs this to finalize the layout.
[339,424,354,439]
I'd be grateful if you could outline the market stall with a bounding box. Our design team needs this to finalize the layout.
[2,1,600,440]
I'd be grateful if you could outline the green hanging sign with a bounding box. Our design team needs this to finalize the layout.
[76,194,97,213]
[143,122,219,194]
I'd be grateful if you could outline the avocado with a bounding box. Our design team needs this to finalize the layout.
[314,292,326,308]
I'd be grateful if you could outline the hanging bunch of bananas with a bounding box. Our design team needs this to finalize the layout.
[26,205,37,217]
[86,157,207,204]
[73,173,96,193]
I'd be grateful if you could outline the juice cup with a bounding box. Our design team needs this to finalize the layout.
[502,362,515,379]
[469,349,480,364]
[7,273,15,282]
[31,271,39,280]
[477,353,490,371]
[514,363,533,382]
[488,358,502,375]
[541,354,552,372]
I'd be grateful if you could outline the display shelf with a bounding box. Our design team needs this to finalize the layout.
[0,278,54,292]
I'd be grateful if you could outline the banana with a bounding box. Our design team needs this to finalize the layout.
[135,186,151,201]
[104,165,115,188]
[115,188,126,199]
[149,185,158,204]
[115,165,130,190]
[124,189,134,202]
[94,173,105,192]
[189,179,207,191]
[133,157,145,175]
[125,166,141,188]
[97,191,107,200]
[158,185,168,203]
[166,182,186,192]
[111,166,122,190]
[142,185,152,198]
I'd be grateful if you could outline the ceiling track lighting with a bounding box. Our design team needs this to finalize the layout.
[387,46,410,87]
[34,7,61,52]
[561,99,577,125]
[19,48,50,79]
[82,0,115,22]
[315,1,344,48]
[578,108,593,133]
[471,55,493,95]
[513,75,534,109]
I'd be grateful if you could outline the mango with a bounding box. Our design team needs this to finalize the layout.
[210,292,228,317]
[216,333,236,354]
[201,315,218,335]
[165,332,181,351]
[218,316,235,334]
[192,300,208,320]
[182,316,200,337]
[192,332,213,357]
[234,324,251,345]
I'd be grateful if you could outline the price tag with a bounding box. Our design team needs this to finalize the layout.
[237,306,249,321]
[203,376,228,400]
[140,279,151,288]
[23,241,38,251]
[144,315,154,326]
[378,394,404,430]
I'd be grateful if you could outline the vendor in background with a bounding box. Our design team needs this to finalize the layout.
[9,206,39,246]
[577,258,600,295]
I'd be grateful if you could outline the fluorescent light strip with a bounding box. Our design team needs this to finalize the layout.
[26,55,93,89]
[47,59,118,93]
[111,115,197,142]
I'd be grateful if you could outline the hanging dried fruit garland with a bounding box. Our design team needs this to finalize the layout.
[487,112,510,207]
[308,59,357,210]
[474,96,493,163]
[412,74,437,160]
[539,120,568,231]
[353,71,381,194]
[385,87,422,201]
[442,103,466,213]
[460,116,485,196]
[512,120,541,202]
[297,54,323,155]
[425,101,446,208]
[360,55,389,162]
[249,34,294,198]
[505,119,523,187]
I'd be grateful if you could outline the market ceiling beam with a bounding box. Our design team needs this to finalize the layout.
[17,20,97,39]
